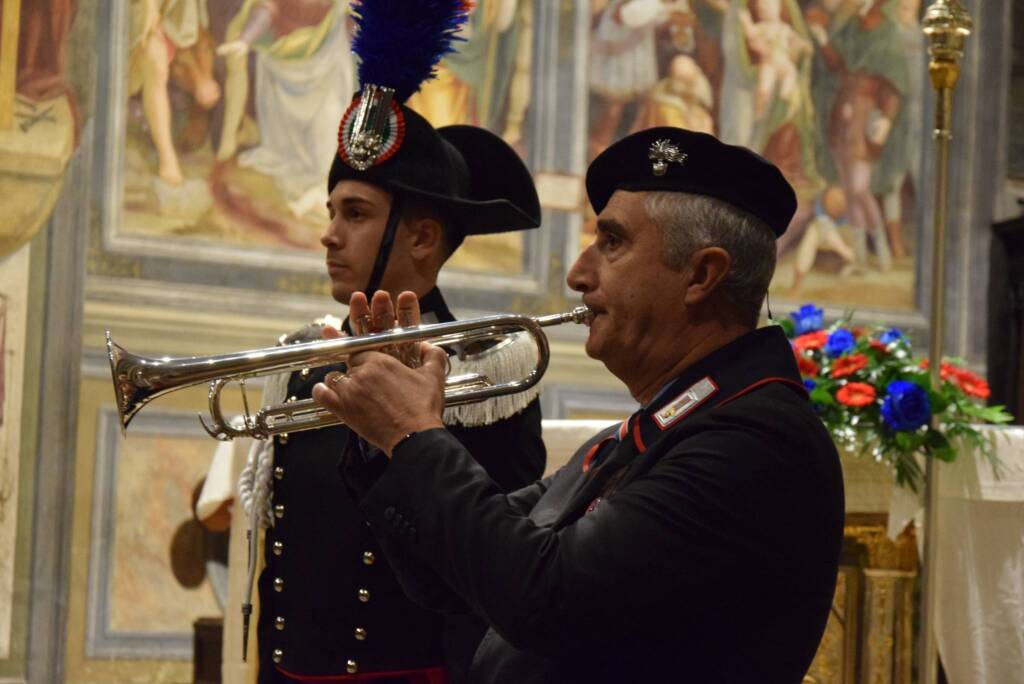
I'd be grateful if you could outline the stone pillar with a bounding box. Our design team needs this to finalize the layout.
[851,525,918,684]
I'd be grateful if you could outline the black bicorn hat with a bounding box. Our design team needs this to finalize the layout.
[586,127,797,237]
[328,105,540,236]
[326,0,539,238]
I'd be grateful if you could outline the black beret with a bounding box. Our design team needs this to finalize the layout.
[585,127,797,237]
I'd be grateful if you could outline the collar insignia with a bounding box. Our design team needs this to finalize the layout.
[648,139,687,177]
[338,85,405,171]
[654,377,718,429]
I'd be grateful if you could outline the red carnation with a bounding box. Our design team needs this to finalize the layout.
[794,330,828,352]
[837,382,876,407]
[793,347,819,376]
[955,369,991,399]
[869,340,888,353]
[832,353,868,378]
[851,327,867,339]
[920,359,958,381]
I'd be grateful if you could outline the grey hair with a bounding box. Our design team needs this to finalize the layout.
[643,191,777,327]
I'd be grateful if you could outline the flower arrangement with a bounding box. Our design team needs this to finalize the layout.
[781,304,1013,491]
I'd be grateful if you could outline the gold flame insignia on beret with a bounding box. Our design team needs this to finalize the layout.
[648,139,687,177]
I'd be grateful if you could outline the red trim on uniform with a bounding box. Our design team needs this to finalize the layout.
[715,377,807,409]
[276,665,446,684]
[631,414,646,453]
[582,436,614,473]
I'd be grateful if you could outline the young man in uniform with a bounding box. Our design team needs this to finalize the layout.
[315,128,846,683]
[246,5,547,682]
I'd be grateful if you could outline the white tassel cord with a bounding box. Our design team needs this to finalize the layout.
[443,332,542,427]
[234,363,293,660]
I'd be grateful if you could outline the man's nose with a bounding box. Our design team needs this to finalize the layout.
[320,220,341,249]
[566,246,595,293]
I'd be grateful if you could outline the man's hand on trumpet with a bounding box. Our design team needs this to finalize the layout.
[322,289,424,367]
[313,290,447,456]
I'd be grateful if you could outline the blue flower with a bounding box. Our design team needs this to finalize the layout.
[790,304,824,335]
[881,381,931,432]
[804,379,817,391]
[880,328,905,345]
[825,328,856,357]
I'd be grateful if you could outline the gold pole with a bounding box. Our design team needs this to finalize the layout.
[0,0,22,130]
[919,2,971,682]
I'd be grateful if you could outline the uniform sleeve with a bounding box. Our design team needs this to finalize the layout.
[339,399,547,614]
[358,422,804,659]
[448,398,546,492]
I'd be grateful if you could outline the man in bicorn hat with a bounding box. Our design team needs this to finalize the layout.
[242,4,547,682]
[313,127,846,683]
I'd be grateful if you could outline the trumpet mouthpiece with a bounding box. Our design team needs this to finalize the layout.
[571,306,594,326]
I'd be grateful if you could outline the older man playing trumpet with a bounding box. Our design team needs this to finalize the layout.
[314,128,845,684]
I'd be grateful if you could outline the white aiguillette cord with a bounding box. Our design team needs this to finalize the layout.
[234,320,333,660]
[235,370,287,662]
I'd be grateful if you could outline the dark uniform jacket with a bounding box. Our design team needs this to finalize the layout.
[342,325,845,683]
[258,288,546,683]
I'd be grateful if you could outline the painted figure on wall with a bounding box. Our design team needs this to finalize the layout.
[720,0,821,243]
[0,0,82,256]
[585,0,924,310]
[115,0,528,276]
[405,0,533,275]
[128,0,222,185]
[815,0,909,273]
[407,0,531,147]
[119,0,355,253]
[216,0,354,217]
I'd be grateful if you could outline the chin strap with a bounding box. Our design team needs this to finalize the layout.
[364,192,405,296]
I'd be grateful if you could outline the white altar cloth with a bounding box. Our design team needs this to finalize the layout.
[931,426,1024,684]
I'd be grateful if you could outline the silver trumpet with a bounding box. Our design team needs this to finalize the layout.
[107,306,592,440]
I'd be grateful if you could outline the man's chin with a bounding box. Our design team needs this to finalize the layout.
[583,330,606,361]
[330,281,357,304]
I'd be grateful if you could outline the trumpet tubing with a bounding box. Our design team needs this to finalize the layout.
[107,306,592,440]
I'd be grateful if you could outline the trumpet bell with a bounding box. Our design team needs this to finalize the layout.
[107,332,154,434]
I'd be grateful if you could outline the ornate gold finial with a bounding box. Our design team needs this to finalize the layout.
[922,0,972,65]
[648,139,687,177]
[922,1,972,139]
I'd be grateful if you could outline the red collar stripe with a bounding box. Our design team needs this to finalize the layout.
[715,377,807,409]
[582,436,615,473]
[631,414,646,453]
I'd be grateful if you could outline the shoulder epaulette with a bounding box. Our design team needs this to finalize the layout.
[443,332,541,428]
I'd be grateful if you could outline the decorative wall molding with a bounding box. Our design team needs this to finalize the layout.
[85,407,215,661]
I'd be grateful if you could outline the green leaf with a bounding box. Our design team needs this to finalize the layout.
[929,391,950,414]
[895,432,913,450]
[924,429,951,451]
[777,319,796,337]
[811,387,836,406]
[977,405,1014,424]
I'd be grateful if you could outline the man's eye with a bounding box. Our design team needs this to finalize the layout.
[345,208,364,221]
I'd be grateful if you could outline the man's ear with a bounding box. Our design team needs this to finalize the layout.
[406,217,444,262]
[683,247,732,305]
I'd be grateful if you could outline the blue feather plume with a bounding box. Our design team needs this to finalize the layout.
[350,0,473,103]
